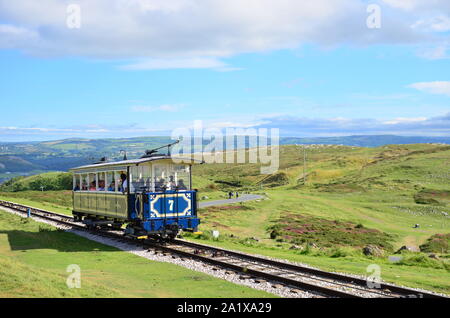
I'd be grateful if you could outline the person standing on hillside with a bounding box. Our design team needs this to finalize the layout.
[228,191,233,199]
[235,191,239,199]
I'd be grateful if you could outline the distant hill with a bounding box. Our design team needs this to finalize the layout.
[0,156,43,173]
[0,137,173,183]
[0,135,449,183]
[281,135,450,147]
[192,143,450,195]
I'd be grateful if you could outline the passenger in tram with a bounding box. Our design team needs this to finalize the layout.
[108,181,115,192]
[98,180,105,191]
[167,176,176,190]
[89,181,96,191]
[134,177,145,192]
[155,178,166,192]
[120,173,128,193]
[177,179,187,190]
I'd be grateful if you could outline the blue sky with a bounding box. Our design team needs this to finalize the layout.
[0,0,449,141]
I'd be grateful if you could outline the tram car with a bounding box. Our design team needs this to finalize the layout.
[70,147,201,239]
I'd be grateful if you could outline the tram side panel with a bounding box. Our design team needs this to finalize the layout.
[73,192,129,220]
[138,191,200,233]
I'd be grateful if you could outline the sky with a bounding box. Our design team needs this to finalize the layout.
[0,0,449,142]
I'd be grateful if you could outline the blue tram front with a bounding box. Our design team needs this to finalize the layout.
[70,155,201,239]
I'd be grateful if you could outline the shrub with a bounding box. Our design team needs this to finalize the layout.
[414,189,450,205]
[299,244,312,255]
[267,224,283,239]
[420,233,450,254]
[0,172,73,192]
[259,172,290,188]
[396,253,445,270]
[268,213,394,250]
[0,176,25,191]
[329,247,350,258]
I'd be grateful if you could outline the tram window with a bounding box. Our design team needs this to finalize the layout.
[153,164,190,192]
[81,174,88,191]
[73,174,81,191]
[106,172,115,192]
[129,166,138,193]
[153,164,168,192]
[98,172,106,191]
[118,171,127,193]
[114,171,121,192]
[173,165,190,190]
[143,166,152,190]
[130,165,151,193]
[88,173,97,191]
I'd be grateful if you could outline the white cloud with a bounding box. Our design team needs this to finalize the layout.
[412,15,450,32]
[383,117,427,125]
[0,0,439,69]
[383,0,450,12]
[417,45,450,60]
[382,0,422,11]
[131,104,185,112]
[408,81,450,96]
[120,57,240,71]
[2,113,449,141]
[0,23,38,48]
[253,113,450,136]
[0,126,78,132]
[350,93,414,101]
[381,0,450,60]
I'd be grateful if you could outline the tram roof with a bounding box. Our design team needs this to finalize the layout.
[70,155,203,172]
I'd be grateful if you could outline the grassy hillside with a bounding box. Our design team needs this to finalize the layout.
[191,144,450,246]
[188,144,450,293]
[0,172,72,192]
[0,191,73,215]
[1,143,449,294]
[193,143,450,193]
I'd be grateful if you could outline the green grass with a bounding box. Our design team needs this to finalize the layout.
[194,188,449,249]
[0,191,73,216]
[183,186,450,294]
[183,231,450,295]
[2,143,449,295]
[0,210,273,298]
[187,144,450,294]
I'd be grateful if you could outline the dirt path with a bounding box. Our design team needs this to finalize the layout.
[199,194,265,208]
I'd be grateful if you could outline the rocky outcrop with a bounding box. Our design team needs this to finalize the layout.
[363,245,384,257]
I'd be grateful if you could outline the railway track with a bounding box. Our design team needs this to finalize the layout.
[0,199,447,299]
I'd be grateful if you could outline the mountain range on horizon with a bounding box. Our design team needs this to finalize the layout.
[1,134,449,183]
[2,134,450,146]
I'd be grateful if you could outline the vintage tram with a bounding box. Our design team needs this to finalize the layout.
[70,149,201,239]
